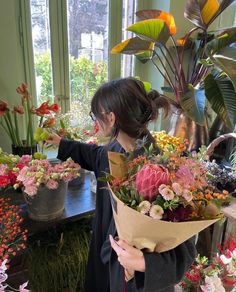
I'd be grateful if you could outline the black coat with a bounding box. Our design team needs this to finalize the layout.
[58,139,197,292]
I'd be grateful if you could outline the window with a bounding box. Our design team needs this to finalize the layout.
[30,0,53,104]
[29,0,131,121]
[121,0,135,77]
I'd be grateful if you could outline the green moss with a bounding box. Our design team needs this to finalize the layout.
[27,218,91,292]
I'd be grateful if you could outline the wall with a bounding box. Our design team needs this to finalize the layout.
[0,0,26,152]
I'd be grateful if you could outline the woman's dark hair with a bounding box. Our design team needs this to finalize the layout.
[91,77,169,140]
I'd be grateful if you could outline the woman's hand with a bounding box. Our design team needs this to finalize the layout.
[46,133,62,146]
[109,235,145,272]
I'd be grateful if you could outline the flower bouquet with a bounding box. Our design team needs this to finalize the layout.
[180,237,236,291]
[107,133,231,253]
[0,83,60,153]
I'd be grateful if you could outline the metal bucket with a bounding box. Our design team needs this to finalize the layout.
[25,180,68,221]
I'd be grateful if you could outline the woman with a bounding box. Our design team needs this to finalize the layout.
[47,77,196,292]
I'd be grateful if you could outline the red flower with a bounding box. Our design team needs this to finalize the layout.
[0,175,10,187]
[48,103,60,113]
[0,100,9,117]
[35,102,50,116]
[13,105,24,115]
[43,117,55,128]
[8,171,17,184]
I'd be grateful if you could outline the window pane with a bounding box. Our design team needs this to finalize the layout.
[121,0,135,77]
[30,0,53,105]
[67,0,108,127]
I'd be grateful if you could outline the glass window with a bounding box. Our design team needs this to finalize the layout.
[30,0,53,105]
[67,0,109,127]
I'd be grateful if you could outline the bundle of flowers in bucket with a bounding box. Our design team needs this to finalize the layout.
[0,149,81,221]
[107,135,231,254]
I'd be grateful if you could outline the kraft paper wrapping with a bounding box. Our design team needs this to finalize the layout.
[108,151,220,253]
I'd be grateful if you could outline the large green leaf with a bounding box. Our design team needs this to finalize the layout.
[180,85,206,125]
[135,50,153,63]
[205,28,236,55]
[111,37,154,55]
[214,47,236,90]
[136,9,177,35]
[204,74,236,129]
[127,19,170,44]
[184,0,235,30]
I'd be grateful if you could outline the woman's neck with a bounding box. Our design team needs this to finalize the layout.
[116,131,136,152]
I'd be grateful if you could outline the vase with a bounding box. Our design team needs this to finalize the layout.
[24,180,68,221]
[12,144,38,156]
[90,171,97,194]
[168,108,209,151]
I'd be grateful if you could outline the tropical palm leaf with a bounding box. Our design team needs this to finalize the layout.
[111,37,154,55]
[180,85,206,125]
[184,0,236,30]
[127,19,170,44]
[204,74,236,129]
[136,9,177,35]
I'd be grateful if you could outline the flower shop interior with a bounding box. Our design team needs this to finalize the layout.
[1,0,236,291]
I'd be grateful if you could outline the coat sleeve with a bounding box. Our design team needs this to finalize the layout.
[57,139,104,172]
[134,237,197,292]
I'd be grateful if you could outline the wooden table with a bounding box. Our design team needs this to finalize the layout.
[1,172,96,234]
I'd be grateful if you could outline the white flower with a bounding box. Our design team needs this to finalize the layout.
[138,201,151,214]
[220,254,232,265]
[149,205,164,219]
[159,185,175,201]
[201,275,225,292]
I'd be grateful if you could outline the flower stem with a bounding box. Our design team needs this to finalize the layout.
[14,112,23,146]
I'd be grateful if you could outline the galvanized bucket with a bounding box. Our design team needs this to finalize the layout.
[25,180,68,221]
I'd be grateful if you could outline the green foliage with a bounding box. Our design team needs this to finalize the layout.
[34,52,107,105]
[35,51,53,104]
[27,219,91,292]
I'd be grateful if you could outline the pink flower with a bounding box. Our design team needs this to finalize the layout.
[46,179,58,189]
[19,281,30,292]
[158,184,175,201]
[136,164,170,201]
[24,185,38,196]
[175,165,194,188]
[172,182,183,196]
[19,155,32,165]
[182,189,193,202]
[0,165,8,175]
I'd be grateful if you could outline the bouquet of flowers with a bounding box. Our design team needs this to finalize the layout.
[0,148,81,196]
[107,132,231,252]
[0,83,60,148]
[180,237,236,291]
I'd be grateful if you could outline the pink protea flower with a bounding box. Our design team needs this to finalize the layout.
[135,163,170,201]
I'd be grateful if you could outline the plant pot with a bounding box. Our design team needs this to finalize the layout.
[24,181,68,221]
[12,144,38,156]
[168,108,209,151]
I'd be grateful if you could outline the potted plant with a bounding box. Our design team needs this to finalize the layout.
[112,0,236,150]
[0,83,60,155]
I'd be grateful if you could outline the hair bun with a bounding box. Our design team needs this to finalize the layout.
[147,90,170,119]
